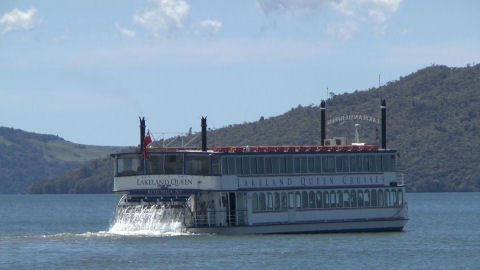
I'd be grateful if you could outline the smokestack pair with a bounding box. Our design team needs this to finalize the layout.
[319,99,387,148]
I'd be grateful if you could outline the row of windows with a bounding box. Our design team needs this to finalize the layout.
[222,154,395,175]
[116,153,396,176]
[116,153,220,176]
[251,188,404,212]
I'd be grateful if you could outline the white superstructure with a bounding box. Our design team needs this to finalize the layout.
[111,100,408,234]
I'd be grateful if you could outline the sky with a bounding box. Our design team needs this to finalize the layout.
[1,0,479,146]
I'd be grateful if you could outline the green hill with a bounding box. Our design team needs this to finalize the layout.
[0,127,120,193]
[27,64,480,193]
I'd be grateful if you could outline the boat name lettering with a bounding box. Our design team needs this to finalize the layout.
[240,175,384,188]
[136,177,193,187]
[328,114,380,125]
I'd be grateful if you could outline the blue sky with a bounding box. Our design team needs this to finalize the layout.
[1,0,479,146]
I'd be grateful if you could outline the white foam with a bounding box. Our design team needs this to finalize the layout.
[108,204,190,236]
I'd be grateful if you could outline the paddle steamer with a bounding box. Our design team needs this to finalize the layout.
[111,100,408,234]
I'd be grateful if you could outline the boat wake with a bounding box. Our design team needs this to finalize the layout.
[1,204,191,240]
[108,204,190,236]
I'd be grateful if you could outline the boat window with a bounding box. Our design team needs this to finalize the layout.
[279,157,287,173]
[267,192,273,210]
[314,156,322,173]
[343,190,350,207]
[375,155,383,172]
[316,191,323,208]
[227,157,235,175]
[265,157,273,174]
[392,189,397,206]
[327,156,335,172]
[250,157,258,175]
[357,156,365,172]
[323,191,330,208]
[235,157,242,175]
[337,191,343,207]
[364,190,370,207]
[308,157,315,173]
[300,157,308,173]
[398,190,403,206]
[336,156,349,172]
[257,157,265,174]
[386,190,391,206]
[382,155,395,172]
[358,190,364,207]
[349,156,357,172]
[350,190,357,207]
[330,191,336,208]
[308,191,316,208]
[185,154,210,175]
[145,153,164,174]
[273,192,280,211]
[281,192,287,210]
[259,193,266,211]
[378,190,384,207]
[252,193,258,211]
[117,154,143,176]
[221,158,228,175]
[321,156,327,172]
[272,157,280,173]
[362,156,369,173]
[371,189,377,207]
[294,157,301,173]
[302,191,308,208]
[211,155,221,175]
[288,192,295,209]
[242,157,250,174]
[295,192,301,208]
[165,154,183,174]
[368,155,376,172]
[285,156,293,173]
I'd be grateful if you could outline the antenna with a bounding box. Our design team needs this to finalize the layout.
[354,123,360,143]
[378,74,381,88]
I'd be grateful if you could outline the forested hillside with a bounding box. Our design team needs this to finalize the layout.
[28,64,480,193]
[0,128,120,193]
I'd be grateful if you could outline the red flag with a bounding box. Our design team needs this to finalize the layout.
[144,131,152,146]
[143,131,152,159]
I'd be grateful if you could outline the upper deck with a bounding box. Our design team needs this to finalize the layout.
[111,145,397,178]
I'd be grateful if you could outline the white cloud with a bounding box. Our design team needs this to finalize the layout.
[115,23,136,38]
[257,0,402,38]
[326,20,358,40]
[331,0,402,34]
[133,0,190,36]
[0,8,39,34]
[257,0,330,16]
[197,19,222,36]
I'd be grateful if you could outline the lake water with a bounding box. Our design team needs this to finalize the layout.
[0,193,479,270]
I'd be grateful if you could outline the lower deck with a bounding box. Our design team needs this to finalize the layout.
[187,218,407,234]
[116,186,408,234]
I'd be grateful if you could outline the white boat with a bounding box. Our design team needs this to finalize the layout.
[111,100,408,234]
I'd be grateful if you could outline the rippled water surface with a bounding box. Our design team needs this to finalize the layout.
[0,193,479,270]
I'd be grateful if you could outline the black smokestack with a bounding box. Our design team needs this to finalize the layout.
[320,100,326,145]
[201,117,207,151]
[140,117,145,151]
[381,99,386,149]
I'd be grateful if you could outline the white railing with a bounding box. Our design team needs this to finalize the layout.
[185,210,248,227]
[396,172,405,186]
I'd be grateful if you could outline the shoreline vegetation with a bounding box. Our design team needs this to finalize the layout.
[2,64,479,194]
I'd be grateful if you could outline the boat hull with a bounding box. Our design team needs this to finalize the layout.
[186,218,408,234]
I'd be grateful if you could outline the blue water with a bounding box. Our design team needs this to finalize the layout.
[0,193,479,270]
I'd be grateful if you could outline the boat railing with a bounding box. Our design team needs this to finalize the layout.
[189,210,248,227]
[396,172,405,186]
